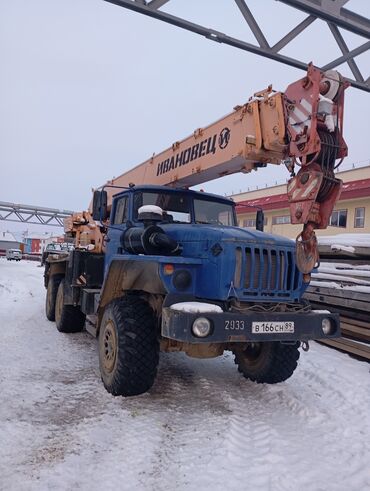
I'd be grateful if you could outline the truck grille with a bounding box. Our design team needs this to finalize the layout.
[234,246,301,298]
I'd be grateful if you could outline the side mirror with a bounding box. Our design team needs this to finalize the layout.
[256,209,264,232]
[92,190,108,221]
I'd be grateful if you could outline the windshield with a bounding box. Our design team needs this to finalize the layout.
[133,191,235,226]
[194,199,235,226]
[134,191,191,223]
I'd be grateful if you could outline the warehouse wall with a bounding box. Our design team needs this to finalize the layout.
[0,240,22,252]
[234,165,370,238]
[238,197,370,238]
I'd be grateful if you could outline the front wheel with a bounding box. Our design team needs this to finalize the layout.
[99,296,159,397]
[233,342,300,384]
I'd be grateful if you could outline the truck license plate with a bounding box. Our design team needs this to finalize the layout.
[252,321,294,334]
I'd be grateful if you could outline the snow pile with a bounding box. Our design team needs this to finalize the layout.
[311,261,370,293]
[309,280,370,294]
[318,262,370,271]
[170,302,223,313]
[312,233,370,293]
[330,244,355,253]
[318,233,370,247]
[1,260,370,491]
[138,205,163,216]
[318,233,370,257]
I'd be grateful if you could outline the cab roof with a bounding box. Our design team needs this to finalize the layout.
[112,184,234,206]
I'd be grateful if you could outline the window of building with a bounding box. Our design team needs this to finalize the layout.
[242,217,268,228]
[243,218,256,228]
[272,215,290,225]
[329,209,347,228]
[354,207,365,228]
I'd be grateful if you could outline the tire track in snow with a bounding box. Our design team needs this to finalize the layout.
[293,351,370,491]
[1,261,370,491]
[143,354,234,490]
[204,380,298,491]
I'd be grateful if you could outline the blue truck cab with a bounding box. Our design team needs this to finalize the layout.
[44,185,340,397]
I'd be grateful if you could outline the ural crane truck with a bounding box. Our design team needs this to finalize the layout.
[44,65,347,396]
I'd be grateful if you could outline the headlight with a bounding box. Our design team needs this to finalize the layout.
[173,269,192,291]
[322,318,333,335]
[192,317,211,338]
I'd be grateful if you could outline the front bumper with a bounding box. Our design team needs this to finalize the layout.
[161,308,340,344]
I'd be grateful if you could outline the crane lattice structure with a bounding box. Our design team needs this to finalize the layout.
[105,0,370,92]
[0,201,74,228]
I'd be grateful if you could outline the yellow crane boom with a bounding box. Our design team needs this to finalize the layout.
[67,64,348,273]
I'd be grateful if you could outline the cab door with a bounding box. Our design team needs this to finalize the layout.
[105,194,129,267]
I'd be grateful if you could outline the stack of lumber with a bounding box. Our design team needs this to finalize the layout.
[304,234,370,361]
[317,233,370,261]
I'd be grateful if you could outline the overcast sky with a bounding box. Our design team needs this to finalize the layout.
[0,0,369,233]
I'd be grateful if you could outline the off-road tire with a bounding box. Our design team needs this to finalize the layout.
[45,274,64,321]
[233,341,300,384]
[55,279,85,333]
[99,296,159,397]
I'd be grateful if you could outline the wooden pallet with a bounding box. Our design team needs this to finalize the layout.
[307,248,370,360]
[306,288,370,313]
[306,294,370,359]
[315,314,370,361]
[341,316,370,329]
[340,323,370,343]
[309,300,370,323]
[317,337,370,361]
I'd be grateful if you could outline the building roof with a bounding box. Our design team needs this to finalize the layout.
[232,164,370,203]
[235,177,370,214]
[341,178,370,199]
[0,231,18,243]
[24,232,59,240]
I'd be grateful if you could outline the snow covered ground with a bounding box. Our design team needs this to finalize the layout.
[0,260,370,491]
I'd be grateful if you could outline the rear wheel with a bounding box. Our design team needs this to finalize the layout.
[45,274,63,321]
[99,296,159,397]
[233,342,300,384]
[55,279,85,333]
